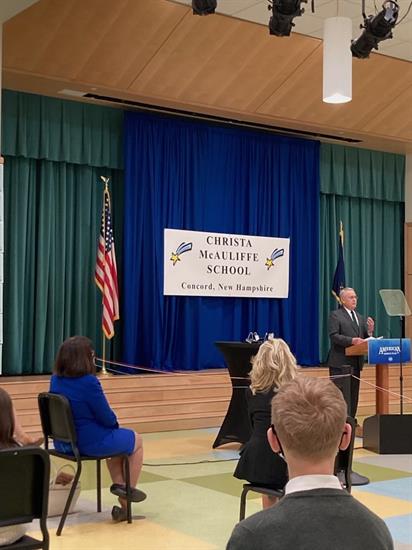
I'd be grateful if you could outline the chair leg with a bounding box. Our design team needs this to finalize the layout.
[345,469,352,494]
[239,486,249,522]
[96,459,102,512]
[39,515,49,550]
[56,459,82,536]
[123,455,132,524]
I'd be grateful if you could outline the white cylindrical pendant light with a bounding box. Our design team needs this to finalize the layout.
[323,17,352,104]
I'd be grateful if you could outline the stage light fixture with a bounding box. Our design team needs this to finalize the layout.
[351,0,399,58]
[268,0,306,37]
[192,0,217,15]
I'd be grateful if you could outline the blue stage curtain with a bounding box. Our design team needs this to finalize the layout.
[123,113,320,370]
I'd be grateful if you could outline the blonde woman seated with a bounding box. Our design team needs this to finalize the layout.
[234,338,298,509]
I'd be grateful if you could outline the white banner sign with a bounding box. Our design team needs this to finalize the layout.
[164,228,290,298]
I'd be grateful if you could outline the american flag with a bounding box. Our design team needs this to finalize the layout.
[95,186,119,339]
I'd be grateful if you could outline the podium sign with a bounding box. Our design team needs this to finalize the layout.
[368,338,411,364]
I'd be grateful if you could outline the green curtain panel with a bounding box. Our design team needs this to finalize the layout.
[3,158,123,374]
[320,144,405,362]
[2,90,123,169]
[320,143,404,202]
[2,92,406,372]
[2,91,124,374]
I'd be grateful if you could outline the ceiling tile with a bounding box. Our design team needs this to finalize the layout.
[377,40,412,61]
[226,0,267,17]
[391,18,412,42]
[227,1,268,24]
[294,14,324,34]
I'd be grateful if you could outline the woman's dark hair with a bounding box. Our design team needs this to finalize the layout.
[0,387,18,449]
[54,336,96,377]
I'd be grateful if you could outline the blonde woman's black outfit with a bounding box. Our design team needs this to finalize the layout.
[234,388,287,489]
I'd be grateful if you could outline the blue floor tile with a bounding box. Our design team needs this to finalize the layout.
[385,514,412,546]
[356,477,412,502]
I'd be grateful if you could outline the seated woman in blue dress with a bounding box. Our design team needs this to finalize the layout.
[234,338,298,509]
[50,336,146,522]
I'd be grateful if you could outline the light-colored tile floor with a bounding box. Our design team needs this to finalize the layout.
[29,428,412,549]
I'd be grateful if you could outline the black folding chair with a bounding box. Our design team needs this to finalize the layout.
[334,416,356,493]
[238,416,356,521]
[38,392,132,536]
[239,484,284,521]
[0,446,50,550]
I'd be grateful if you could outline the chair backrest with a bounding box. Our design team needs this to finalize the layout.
[334,416,356,492]
[0,446,50,526]
[38,392,78,448]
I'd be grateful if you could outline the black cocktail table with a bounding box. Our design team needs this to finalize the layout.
[213,341,260,448]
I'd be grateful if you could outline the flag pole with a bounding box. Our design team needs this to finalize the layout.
[95,175,119,376]
[102,333,107,375]
[331,220,346,305]
[100,176,110,376]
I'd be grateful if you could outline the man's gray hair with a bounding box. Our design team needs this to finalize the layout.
[339,287,355,300]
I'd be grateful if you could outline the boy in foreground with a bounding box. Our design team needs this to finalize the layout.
[227,376,393,550]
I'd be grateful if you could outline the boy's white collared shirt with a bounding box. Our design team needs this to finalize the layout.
[285,474,342,495]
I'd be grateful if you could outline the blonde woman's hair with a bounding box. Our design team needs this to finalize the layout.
[271,376,347,460]
[249,338,297,394]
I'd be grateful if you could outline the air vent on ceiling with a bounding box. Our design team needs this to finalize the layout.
[82,92,362,145]
[58,89,88,98]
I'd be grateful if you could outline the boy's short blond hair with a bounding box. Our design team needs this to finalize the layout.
[271,376,347,460]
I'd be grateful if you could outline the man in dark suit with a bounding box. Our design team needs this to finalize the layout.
[328,287,374,419]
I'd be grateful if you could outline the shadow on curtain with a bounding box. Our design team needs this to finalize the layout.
[123,112,320,370]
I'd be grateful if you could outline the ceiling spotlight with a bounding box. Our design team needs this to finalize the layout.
[192,0,217,15]
[268,0,306,37]
[351,0,399,58]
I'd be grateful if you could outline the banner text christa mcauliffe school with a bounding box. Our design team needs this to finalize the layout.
[163,228,290,299]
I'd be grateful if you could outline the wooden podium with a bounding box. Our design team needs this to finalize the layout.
[347,341,412,453]
[345,342,389,414]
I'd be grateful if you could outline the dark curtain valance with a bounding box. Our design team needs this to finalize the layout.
[320,143,405,202]
[2,90,124,169]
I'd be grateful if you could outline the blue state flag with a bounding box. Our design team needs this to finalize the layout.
[332,221,346,304]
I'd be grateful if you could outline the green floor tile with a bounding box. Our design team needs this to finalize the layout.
[143,458,238,480]
[139,470,171,483]
[183,471,260,499]
[352,462,412,482]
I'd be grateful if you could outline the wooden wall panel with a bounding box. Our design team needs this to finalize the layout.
[129,15,319,112]
[405,224,412,273]
[4,0,188,88]
[258,48,412,139]
[75,1,188,89]
[405,223,412,340]
[3,0,412,153]
[353,57,412,140]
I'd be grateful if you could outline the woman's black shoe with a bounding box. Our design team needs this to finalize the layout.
[111,505,128,522]
[110,483,147,502]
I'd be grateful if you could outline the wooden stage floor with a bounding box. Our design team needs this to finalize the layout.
[0,365,411,438]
